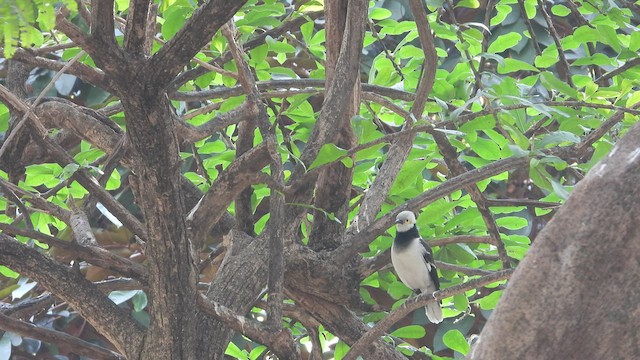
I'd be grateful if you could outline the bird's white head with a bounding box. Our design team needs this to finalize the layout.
[395,211,416,233]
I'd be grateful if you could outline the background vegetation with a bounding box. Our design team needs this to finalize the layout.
[0,0,639,359]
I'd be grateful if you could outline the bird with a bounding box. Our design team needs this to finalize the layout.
[391,210,443,324]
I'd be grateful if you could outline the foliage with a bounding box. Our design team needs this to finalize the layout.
[0,0,638,359]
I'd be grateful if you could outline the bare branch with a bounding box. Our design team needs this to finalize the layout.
[0,223,147,281]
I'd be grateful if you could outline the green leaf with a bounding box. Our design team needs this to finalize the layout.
[487,33,522,53]
[0,266,18,279]
[224,342,248,359]
[453,293,469,312]
[478,290,503,310]
[443,329,470,355]
[334,340,350,360]
[370,8,392,20]
[249,345,267,360]
[308,143,348,170]
[551,4,571,16]
[491,4,513,26]
[497,58,539,74]
[457,0,480,8]
[131,291,148,312]
[537,131,581,148]
[391,325,426,339]
[496,216,528,230]
[540,72,578,98]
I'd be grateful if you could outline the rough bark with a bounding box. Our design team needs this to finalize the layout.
[469,122,640,359]
[308,0,362,250]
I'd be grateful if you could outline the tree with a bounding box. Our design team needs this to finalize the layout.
[0,0,638,359]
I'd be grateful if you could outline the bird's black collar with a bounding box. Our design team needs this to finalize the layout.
[394,226,420,250]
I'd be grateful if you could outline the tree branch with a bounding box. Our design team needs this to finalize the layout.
[0,223,147,282]
[187,144,271,249]
[343,268,515,360]
[0,313,123,360]
[124,0,152,55]
[0,234,144,357]
[350,0,437,231]
[197,295,300,359]
[147,0,248,89]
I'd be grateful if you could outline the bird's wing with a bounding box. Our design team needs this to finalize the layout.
[420,238,440,290]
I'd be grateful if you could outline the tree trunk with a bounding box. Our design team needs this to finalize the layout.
[469,122,640,359]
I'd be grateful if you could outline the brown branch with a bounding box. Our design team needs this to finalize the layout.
[223,20,289,330]
[171,79,415,102]
[576,101,640,155]
[90,0,117,47]
[146,0,248,89]
[123,0,152,55]
[427,128,510,268]
[343,268,515,360]
[9,49,106,89]
[187,144,271,249]
[0,178,71,221]
[516,0,542,55]
[175,101,255,143]
[484,198,560,208]
[168,10,324,92]
[197,295,300,358]
[596,57,640,84]
[0,313,123,360]
[536,0,574,87]
[350,0,437,232]
[0,223,147,281]
[0,234,144,357]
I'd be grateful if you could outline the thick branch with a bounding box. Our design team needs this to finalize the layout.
[124,0,152,54]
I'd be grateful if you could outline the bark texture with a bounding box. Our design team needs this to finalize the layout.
[469,122,640,359]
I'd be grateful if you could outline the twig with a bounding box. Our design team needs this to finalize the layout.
[536,0,574,87]
[343,268,515,360]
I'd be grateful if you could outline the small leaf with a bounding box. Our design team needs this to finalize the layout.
[131,291,148,312]
[551,4,571,16]
[391,325,426,339]
[0,266,18,279]
[108,290,138,305]
[443,329,470,355]
[224,341,248,359]
[334,340,350,360]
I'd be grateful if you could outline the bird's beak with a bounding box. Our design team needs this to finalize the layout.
[395,219,402,224]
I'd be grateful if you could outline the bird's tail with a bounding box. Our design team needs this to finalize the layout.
[425,302,443,324]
